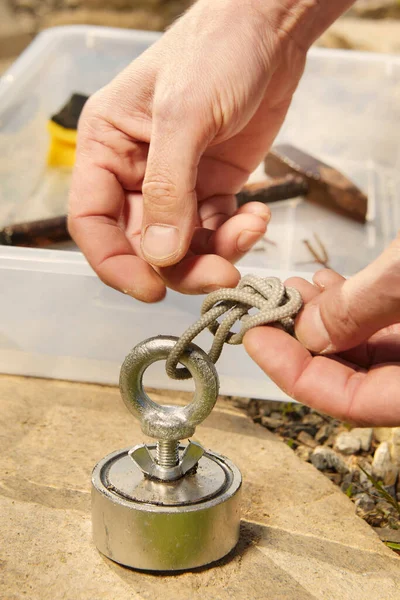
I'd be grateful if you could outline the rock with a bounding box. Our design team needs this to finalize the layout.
[351,427,373,452]
[346,455,361,472]
[295,445,312,462]
[311,446,349,474]
[373,527,400,544]
[325,433,338,448]
[390,427,400,467]
[281,404,307,421]
[374,427,393,443]
[335,432,361,455]
[364,510,387,528]
[359,467,374,491]
[372,442,398,485]
[315,424,332,444]
[375,500,396,516]
[297,431,318,449]
[383,482,398,501]
[247,399,261,419]
[302,413,324,427]
[354,493,375,512]
[325,473,343,486]
[283,423,318,437]
[340,477,353,495]
[261,416,282,431]
[340,471,360,495]
[270,411,282,420]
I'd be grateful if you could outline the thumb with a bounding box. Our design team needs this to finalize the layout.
[295,234,400,354]
[141,104,208,267]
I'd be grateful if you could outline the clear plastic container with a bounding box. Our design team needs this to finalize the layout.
[1,26,399,400]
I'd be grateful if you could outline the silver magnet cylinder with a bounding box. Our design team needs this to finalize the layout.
[92,446,241,571]
[92,336,242,571]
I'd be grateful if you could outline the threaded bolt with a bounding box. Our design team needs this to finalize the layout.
[156,440,180,469]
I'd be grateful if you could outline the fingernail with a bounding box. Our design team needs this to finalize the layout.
[202,284,221,294]
[237,230,262,253]
[295,304,333,354]
[252,206,271,222]
[142,225,180,261]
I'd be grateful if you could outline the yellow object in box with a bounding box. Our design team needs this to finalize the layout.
[46,93,88,167]
[47,120,78,167]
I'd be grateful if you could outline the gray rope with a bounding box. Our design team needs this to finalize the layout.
[166,275,303,380]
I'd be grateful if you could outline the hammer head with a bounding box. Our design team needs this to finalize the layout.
[264,144,368,223]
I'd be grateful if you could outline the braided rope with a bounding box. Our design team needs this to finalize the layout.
[166,275,303,380]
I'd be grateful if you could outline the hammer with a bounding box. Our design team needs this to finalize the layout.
[238,144,368,224]
[1,145,368,248]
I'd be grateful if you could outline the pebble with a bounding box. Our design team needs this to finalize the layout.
[340,472,355,494]
[354,493,375,512]
[359,467,374,490]
[383,482,398,501]
[391,427,400,467]
[270,411,282,420]
[375,500,396,517]
[261,417,282,431]
[311,446,349,474]
[295,445,312,462]
[247,399,261,419]
[350,427,373,452]
[362,510,386,528]
[302,413,324,427]
[335,432,361,455]
[372,441,398,485]
[297,431,318,449]
[325,472,343,486]
[286,423,318,437]
[315,424,332,444]
[373,427,392,443]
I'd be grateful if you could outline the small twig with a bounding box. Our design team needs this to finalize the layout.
[301,233,330,268]
[313,232,329,264]
[264,237,277,247]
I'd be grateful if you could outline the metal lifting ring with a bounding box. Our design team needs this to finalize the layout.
[119,336,219,440]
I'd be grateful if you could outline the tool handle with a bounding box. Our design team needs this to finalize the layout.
[236,174,308,207]
[0,215,70,248]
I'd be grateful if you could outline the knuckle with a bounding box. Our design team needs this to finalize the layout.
[321,286,362,339]
[142,178,179,212]
[154,92,187,122]
[78,93,103,128]
[337,306,362,337]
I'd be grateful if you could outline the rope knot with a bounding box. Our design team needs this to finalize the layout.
[166,275,302,380]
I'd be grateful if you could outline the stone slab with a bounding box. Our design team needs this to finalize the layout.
[0,374,399,599]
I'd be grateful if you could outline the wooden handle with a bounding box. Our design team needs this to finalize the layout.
[0,215,70,248]
[237,174,308,206]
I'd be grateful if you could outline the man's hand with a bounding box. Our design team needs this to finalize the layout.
[68,0,352,302]
[244,235,400,426]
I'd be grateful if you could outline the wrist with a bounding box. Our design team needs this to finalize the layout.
[248,0,355,50]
